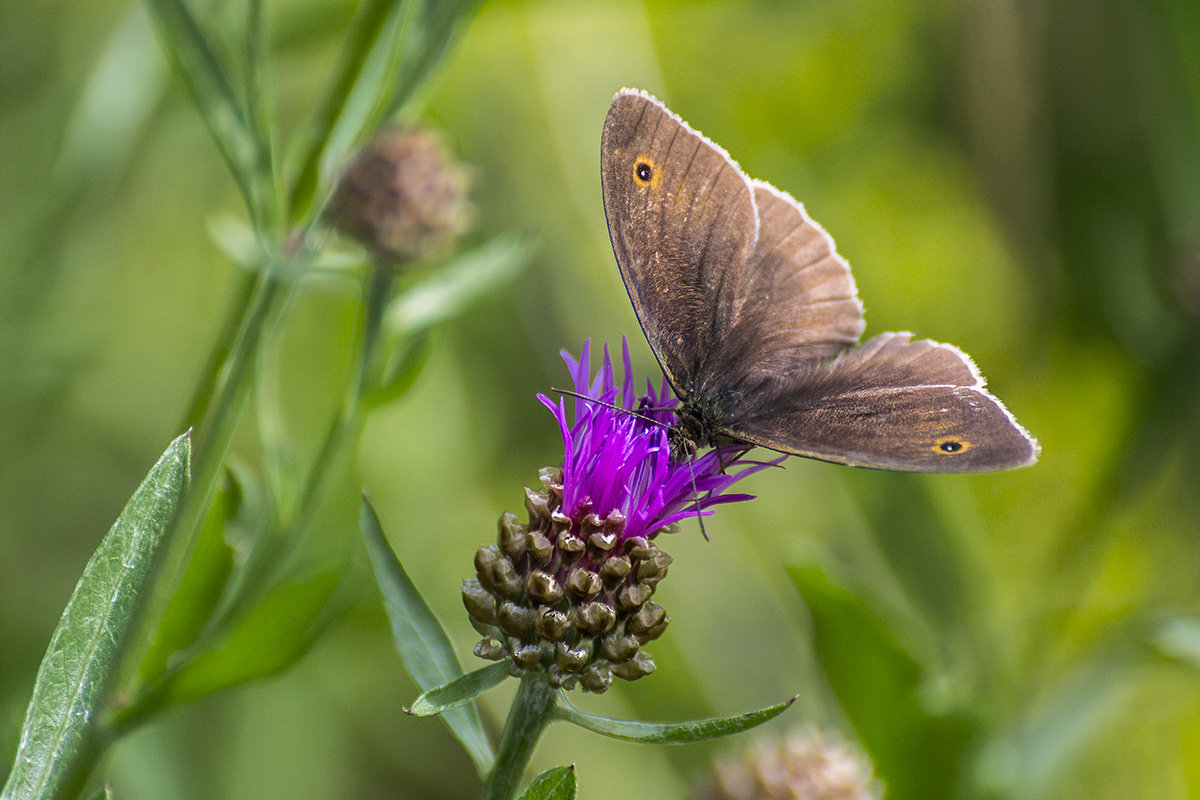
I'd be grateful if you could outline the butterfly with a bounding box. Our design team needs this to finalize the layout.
[600,88,1038,472]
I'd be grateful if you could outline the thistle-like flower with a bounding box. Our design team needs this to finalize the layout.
[463,340,777,692]
[695,727,881,800]
[328,127,471,262]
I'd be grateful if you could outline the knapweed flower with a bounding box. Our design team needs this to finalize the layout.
[463,340,778,692]
[327,127,471,262]
[695,727,881,800]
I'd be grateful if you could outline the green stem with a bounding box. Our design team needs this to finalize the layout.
[189,270,287,518]
[480,674,559,800]
[179,270,257,431]
[136,265,292,640]
[222,263,396,610]
[292,264,396,532]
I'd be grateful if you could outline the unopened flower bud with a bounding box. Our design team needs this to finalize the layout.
[610,650,655,680]
[498,513,526,558]
[461,580,496,624]
[328,127,470,262]
[497,602,534,637]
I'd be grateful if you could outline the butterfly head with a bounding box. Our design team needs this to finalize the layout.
[668,392,732,462]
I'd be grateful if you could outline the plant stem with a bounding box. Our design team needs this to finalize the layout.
[185,269,288,535]
[290,264,396,535]
[480,674,559,800]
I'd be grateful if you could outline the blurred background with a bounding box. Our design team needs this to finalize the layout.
[3,0,1200,798]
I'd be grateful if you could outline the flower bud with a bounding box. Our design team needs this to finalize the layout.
[694,727,881,800]
[328,127,470,263]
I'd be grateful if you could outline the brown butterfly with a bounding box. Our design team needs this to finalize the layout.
[601,89,1038,472]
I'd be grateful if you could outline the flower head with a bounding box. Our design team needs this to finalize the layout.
[328,127,471,263]
[463,340,778,692]
[696,727,881,800]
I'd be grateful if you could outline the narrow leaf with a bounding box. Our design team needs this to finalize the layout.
[1153,616,1200,668]
[2,433,190,800]
[380,0,483,119]
[288,0,403,220]
[360,498,494,775]
[135,468,238,686]
[54,6,169,190]
[369,332,431,410]
[143,0,271,223]
[790,563,976,800]
[551,696,795,745]
[385,233,533,339]
[517,766,576,800]
[115,566,350,723]
[407,662,509,717]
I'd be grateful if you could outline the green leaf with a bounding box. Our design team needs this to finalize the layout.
[551,696,795,745]
[380,0,482,119]
[143,0,273,225]
[369,332,432,409]
[360,498,494,775]
[288,0,403,220]
[407,662,509,717]
[1,433,190,800]
[54,6,169,190]
[974,659,1139,799]
[517,766,576,800]
[845,472,983,655]
[117,566,351,723]
[136,467,239,686]
[1153,616,1200,667]
[385,233,533,340]
[790,563,976,800]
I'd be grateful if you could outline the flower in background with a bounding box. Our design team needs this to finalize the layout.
[694,727,881,800]
[462,340,778,692]
[328,127,471,262]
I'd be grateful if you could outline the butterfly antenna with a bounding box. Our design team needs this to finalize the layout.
[549,387,667,428]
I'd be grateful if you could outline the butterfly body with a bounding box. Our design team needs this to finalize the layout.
[601,88,1039,473]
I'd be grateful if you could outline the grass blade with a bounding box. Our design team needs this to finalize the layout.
[790,563,976,800]
[289,0,483,222]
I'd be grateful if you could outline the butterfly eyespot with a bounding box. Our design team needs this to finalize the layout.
[633,158,655,186]
[934,437,970,454]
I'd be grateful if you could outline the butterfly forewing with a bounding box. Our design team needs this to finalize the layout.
[696,181,865,393]
[601,89,758,395]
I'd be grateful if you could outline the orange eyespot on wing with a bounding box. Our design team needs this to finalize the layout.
[632,155,660,190]
[933,436,971,454]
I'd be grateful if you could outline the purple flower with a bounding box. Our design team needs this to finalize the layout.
[538,339,778,543]
[463,340,780,692]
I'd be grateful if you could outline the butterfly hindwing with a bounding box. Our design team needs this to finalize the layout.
[726,333,1040,472]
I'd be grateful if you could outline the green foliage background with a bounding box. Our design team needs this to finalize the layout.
[2,0,1199,798]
